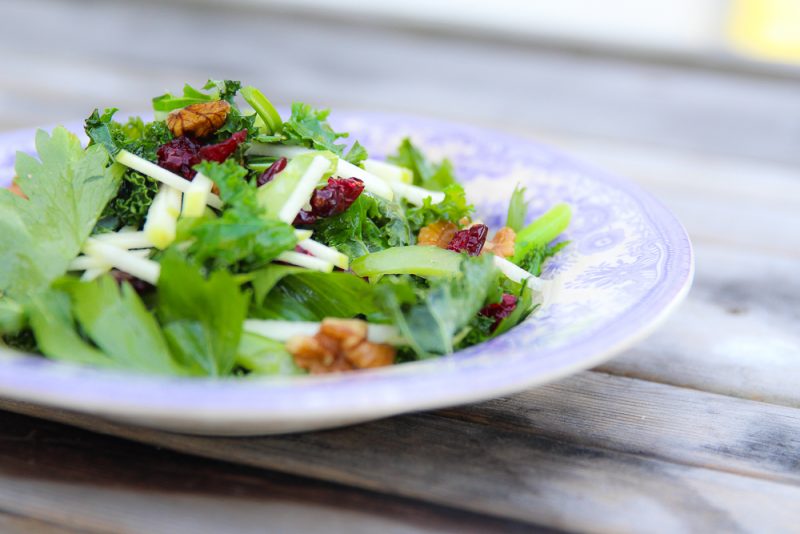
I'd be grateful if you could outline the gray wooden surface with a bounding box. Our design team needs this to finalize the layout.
[1,0,799,532]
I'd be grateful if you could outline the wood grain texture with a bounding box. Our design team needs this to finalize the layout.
[0,513,86,534]
[0,411,538,534]
[3,371,800,533]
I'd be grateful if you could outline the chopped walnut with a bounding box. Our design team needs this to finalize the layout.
[417,220,458,248]
[287,318,396,374]
[483,226,516,258]
[166,100,231,138]
[346,342,396,369]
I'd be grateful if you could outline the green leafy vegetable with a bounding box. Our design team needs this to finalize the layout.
[251,265,378,321]
[315,194,412,259]
[27,289,114,368]
[387,138,457,191]
[236,332,301,376]
[506,184,529,232]
[256,102,367,165]
[406,184,473,235]
[157,252,249,376]
[376,254,496,356]
[188,160,297,270]
[0,298,25,335]
[517,242,569,277]
[456,313,496,349]
[63,276,181,374]
[0,128,122,301]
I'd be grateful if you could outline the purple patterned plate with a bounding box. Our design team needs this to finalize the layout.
[0,112,693,435]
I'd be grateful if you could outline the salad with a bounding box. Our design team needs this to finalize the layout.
[0,80,570,376]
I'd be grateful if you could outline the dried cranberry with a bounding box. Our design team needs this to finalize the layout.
[111,269,154,295]
[257,157,288,187]
[293,210,317,226]
[197,130,248,163]
[479,293,518,332]
[310,177,365,217]
[156,136,200,179]
[157,130,248,180]
[446,224,489,256]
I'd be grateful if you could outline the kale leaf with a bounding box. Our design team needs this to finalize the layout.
[406,183,473,235]
[187,160,297,270]
[314,193,412,259]
[375,254,496,357]
[256,102,367,165]
[387,138,458,191]
[517,241,569,277]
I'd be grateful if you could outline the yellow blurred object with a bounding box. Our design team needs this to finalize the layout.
[729,0,800,63]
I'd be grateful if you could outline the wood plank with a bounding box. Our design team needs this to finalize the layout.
[441,372,800,485]
[0,513,85,534]
[0,411,536,534]
[598,242,800,406]
[1,0,800,165]
[2,373,800,533]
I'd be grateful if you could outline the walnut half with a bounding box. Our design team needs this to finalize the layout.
[287,318,396,374]
[166,100,230,138]
[417,220,458,248]
[483,226,516,258]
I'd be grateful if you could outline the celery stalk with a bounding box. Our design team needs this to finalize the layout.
[276,251,335,272]
[257,152,337,222]
[240,86,283,134]
[493,255,544,291]
[116,150,222,209]
[144,187,179,250]
[243,319,405,345]
[351,246,463,277]
[182,172,213,218]
[363,159,413,184]
[248,144,394,200]
[513,203,571,261]
[83,239,161,284]
[94,231,153,250]
[390,182,445,206]
[297,238,349,270]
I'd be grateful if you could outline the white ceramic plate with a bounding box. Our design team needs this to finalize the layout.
[0,112,693,435]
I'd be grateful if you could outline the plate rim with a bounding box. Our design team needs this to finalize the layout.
[0,111,694,429]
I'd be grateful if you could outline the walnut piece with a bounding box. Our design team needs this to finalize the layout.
[287,318,396,374]
[483,226,516,258]
[166,100,231,138]
[417,220,458,248]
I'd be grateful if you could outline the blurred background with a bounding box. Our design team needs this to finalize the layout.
[1,0,799,156]
[1,0,799,249]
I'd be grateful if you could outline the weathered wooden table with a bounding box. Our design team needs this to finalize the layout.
[1,1,799,532]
